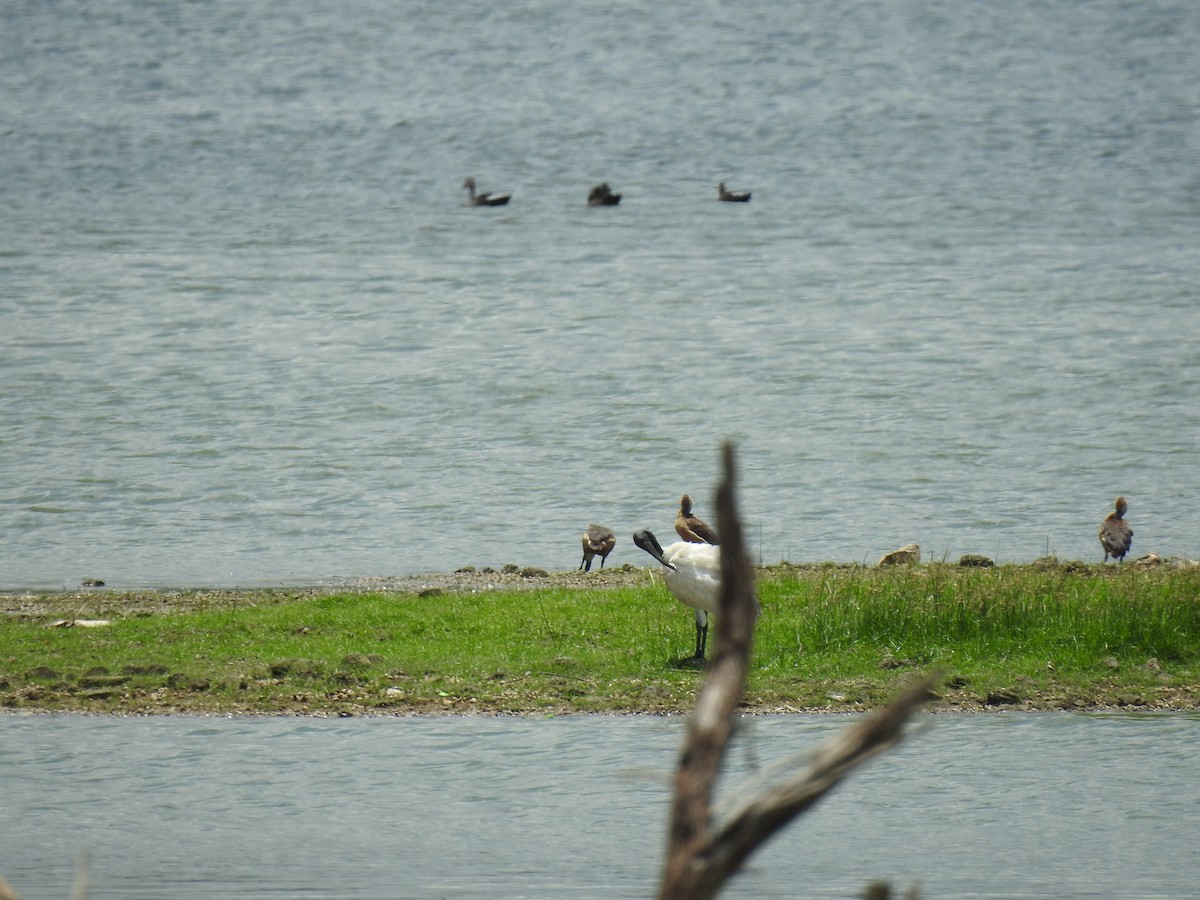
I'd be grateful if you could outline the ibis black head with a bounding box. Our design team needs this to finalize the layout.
[633,530,675,570]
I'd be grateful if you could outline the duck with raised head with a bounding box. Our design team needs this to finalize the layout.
[579,524,617,572]
[1099,496,1133,563]
[718,181,751,202]
[587,183,621,206]
[675,494,719,545]
[634,529,721,662]
[463,177,511,207]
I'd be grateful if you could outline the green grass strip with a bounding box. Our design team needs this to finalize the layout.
[3,565,1199,715]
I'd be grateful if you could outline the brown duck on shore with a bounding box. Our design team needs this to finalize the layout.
[587,183,621,206]
[579,524,617,572]
[675,494,719,545]
[718,181,751,202]
[463,177,511,207]
[1099,496,1133,563]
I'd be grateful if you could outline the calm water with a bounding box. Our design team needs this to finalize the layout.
[2,712,1198,898]
[2,0,1199,588]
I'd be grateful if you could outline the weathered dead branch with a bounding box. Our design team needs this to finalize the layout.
[658,443,937,900]
[0,851,88,900]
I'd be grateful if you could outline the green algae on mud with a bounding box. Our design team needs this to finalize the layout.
[2,562,1199,716]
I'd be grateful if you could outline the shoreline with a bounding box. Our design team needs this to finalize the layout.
[2,555,1184,615]
[4,561,1198,717]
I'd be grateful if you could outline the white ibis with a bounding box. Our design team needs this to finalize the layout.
[579,524,617,572]
[463,177,511,207]
[675,494,719,545]
[1099,496,1133,562]
[633,529,722,662]
[718,181,751,202]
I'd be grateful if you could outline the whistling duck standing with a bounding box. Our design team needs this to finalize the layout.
[579,524,617,572]
[1099,496,1133,562]
[675,494,719,545]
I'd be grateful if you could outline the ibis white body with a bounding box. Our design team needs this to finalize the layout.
[659,541,721,619]
[634,529,721,660]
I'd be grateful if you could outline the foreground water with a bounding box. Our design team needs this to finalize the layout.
[2,712,1198,898]
[3,0,1199,589]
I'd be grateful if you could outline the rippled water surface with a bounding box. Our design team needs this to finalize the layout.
[2,0,1199,587]
[2,712,1198,898]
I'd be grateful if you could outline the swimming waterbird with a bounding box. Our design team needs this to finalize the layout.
[463,177,511,207]
[718,181,751,202]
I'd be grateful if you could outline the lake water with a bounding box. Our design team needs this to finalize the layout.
[2,0,1199,589]
[2,712,1198,898]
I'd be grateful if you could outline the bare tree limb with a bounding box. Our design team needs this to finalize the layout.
[69,852,90,900]
[703,673,938,886]
[658,442,937,900]
[659,442,758,900]
[0,851,90,900]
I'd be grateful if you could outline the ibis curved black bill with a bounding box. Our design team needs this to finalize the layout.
[633,529,677,570]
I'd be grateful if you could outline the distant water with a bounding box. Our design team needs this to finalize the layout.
[2,0,1198,588]
[2,712,1199,899]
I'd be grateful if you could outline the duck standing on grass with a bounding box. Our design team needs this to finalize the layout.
[579,524,617,572]
[1099,496,1133,562]
[675,494,719,545]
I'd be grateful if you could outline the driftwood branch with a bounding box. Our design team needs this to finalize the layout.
[0,851,89,900]
[658,442,937,900]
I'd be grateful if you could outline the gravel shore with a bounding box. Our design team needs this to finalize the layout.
[0,564,654,618]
